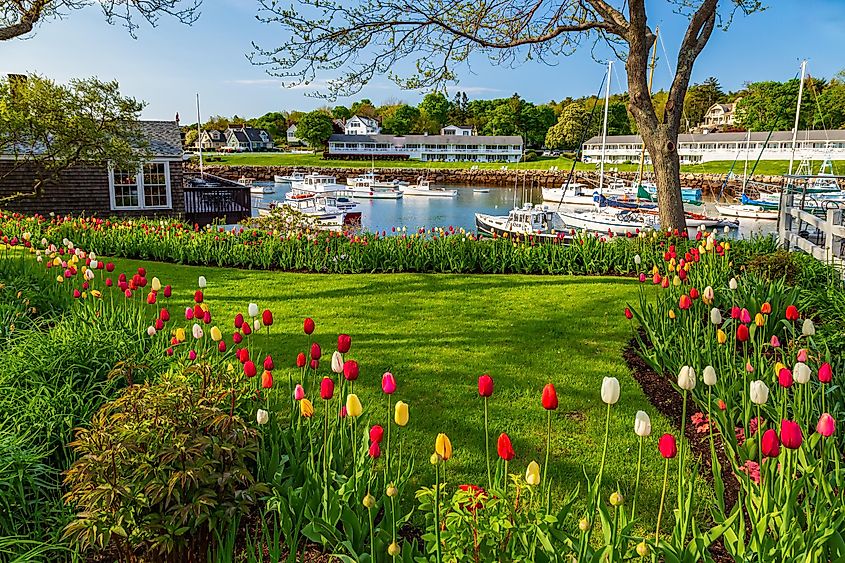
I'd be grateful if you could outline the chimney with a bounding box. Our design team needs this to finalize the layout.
[175,112,180,126]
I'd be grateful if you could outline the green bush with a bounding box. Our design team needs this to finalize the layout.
[746,249,802,284]
[63,374,266,561]
[520,150,538,162]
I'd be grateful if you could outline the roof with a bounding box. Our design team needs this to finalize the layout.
[328,134,523,145]
[584,130,845,145]
[443,124,474,130]
[228,129,249,143]
[242,127,270,142]
[134,121,183,158]
[348,115,379,127]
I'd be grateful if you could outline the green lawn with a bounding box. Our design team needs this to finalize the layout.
[193,152,844,176]
[111,257,699,525]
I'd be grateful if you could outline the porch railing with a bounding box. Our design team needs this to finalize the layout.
[184,186,252,225]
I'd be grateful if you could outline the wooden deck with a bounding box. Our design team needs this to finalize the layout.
[183,173,252,225]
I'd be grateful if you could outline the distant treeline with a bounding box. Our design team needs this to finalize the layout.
[183,71,845,150]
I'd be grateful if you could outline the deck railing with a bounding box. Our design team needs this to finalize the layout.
[778,190,845,268]
[184,185,252,225]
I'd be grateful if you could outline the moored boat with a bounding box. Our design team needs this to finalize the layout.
[715,203,779,220]
[274,170,307,183]
[556,208,657,236]
[475,203,570,242]
[401,179,457,197]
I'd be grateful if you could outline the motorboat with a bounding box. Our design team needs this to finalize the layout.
[556,207,657,236]
[715,203,779,220]
[274,170,307,183]
[542,182,636,206]
[637,183,702,204]
[473,188,491,193]
[475,203,571,242]
[287,175,362,223]
[240,177,274,194]
[401,179,457,197]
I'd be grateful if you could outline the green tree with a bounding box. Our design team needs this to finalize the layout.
[816,75,845,130]
[382,104,421,135]
[418,92,451,132]
[683,77,725,129]
[184,128,199,147]
[545,102,597,150]
[248,111,288,142]
[734,79,819,131]
[0,74,148,201]
[295,110,334,148]
[349,99,377,118]
[332,105,352,120]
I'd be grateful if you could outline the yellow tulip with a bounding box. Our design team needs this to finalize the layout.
[525,460,541,486]
[673,276,681,287]
[346,394,363,417]
[200,303,209,313]
[435,433,452,460]
[151,277,162,292]
[724,241,731,251]
[300,398,314,418]
[754,313,764,327]
[394,400,409,427]
[717,329,727,345]
[652,265,659,276]
[669,309,676,319]
[775,362,786,375]
[210,326,222,342]
[684,263,691,272]
[91,290,102,298]
[668,263,675,272]
[430,453,440,465]
[52,257,61,266]
[175,327,186,342]
[706,241,714,252]
[56,275,63,283]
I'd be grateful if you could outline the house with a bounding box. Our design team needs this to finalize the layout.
[225,125,274,152]
[286,124,306,147]
[344,115,381,135]
[581,129,845,165]
[196,129,227,151]
[327,133,523,163]
[702,101,738,129]
[441,125,475,136]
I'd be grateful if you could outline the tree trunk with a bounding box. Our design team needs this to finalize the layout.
[642,127,687,231]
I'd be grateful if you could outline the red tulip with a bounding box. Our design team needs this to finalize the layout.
[160,308,170,322]
[689,287,700,300]
[320,377,334,400]
[760,302,771,314]
[310,358,319,370]
[194,290,203,303]
[137,267,146,277]
[163,285,172,298]
[678,295,691,310]
[118,272,127,283]
[262,309,273,326]
[337,333,351,353]
[730,306,740,319]
[237,348,249,363]
[343,360,359,381]
[166,347,173,356]
[105,278,113,287]
[263,355,274,371]
[816,413,836,437]
[478,374,494,397]
[203,311,211,324]
[193,305,203,319]
[368,441,381,459]
[233,332,243,344]
[382,372,396,394]
[261,370,274,389]
[497,433,515,461]
[244,361,257,378]
[736,324,749,342]
[624,307,633,320]
[310,342,322,360]
[541,383,558,410]
[304,317,315,335]
[818,362,832,383]
[296,352,307,368]
[658,434,677,458]
[778,367,793,388]
[242,322,252,336]
[106,262,115,272]
[785,305,799,321]
[761,429,780,457]
[73,289,81,299]
[124,289,132,298]
[235,313,244,329]
[370,425,384,444]
[154,318,164,331]
[780,420,803,449]
[217,340,226,353]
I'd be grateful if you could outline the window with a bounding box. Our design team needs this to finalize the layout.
[109,161,172,211]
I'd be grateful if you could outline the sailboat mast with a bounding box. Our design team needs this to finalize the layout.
[742,129,751,193]
[599,61,612,193]
[636,27,659,187]
[788,60,807,176]
[196,93,204,177]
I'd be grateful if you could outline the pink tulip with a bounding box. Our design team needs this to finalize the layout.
[817,413,836,437]
[770,335,780,348]
[185,307,194,320]
[740,308,751,324]
[189,350,197,361]
[294,384,305,401]
[818,362,832,383]
[382,372,397,395]
[310,358,319,370]
[797,348,808,362]
[745,361,754,373]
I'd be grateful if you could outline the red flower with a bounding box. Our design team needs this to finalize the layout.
[368,441,381,458]
[689,287,700,300]
[497,433,515,461]
[217,340,226,353]
[718,399,726,411]
[785,305,799,321]
[242,322,252,336]
[310,358,319,370]
[146,292,156,305]
[818,362,832,383]
[658,434,677,458]
[160,308,170,322]
[760,302,772,314]
[370,425,384,443]
[304,317,315,335]
[263,355,274,371]
[244,361,257,378]
[106,262,115,272]
[343,360,359,381]
[261,370,273,389]
[262,309,273,326]
[233,332,243,344]
[478,374,494,397]
[542,383,558,410]
[679,295,692,310]
[780,419,803,449]
[736,324,749,342]
[457,484,487,512]
[203,311,211,325]
[320,377,334,400]
[778,367,793,388]
[193,304,204,319]
[296,352,306,368]
[731,306,740,319]
[194,290,203,303]
[163,285,172,298]
[154,318,164,331]
[761,429,780,457]
[337,334,351,353]
[624,308,633,320]
[234,313,244,329]
[310,342,322,360]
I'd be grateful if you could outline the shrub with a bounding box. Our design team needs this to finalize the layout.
[520,150,538,162]
[747,249,802,284]
[63,375,266,561]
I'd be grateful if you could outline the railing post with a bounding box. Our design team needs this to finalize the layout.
[779,189,794,249]
[826,208,841,263]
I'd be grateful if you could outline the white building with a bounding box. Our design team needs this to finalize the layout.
[441,125,475,136]
[344,115,381,135]
[702,102,738,128]
[582,130,845,165]
[327,133,523,162]
[286,124,306,146]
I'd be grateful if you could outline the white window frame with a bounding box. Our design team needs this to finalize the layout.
[109,160,173,211]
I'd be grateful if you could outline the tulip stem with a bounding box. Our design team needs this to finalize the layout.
[484,397,492,491]
[386,394,392,482]
[596,402,611,499]
[632,435,643,520]
[654,457,670,548]
[434,461,443,563]
[352,418,359,501]
[542,409,552,500]
[678,390,688,510]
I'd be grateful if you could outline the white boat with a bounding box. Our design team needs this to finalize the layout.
[542,182,635,206]
[401,179,457,197]
[288,175,362,222]
[473,188,491,193]
[344,173,404,199]
[240,177,274,194]
[274,170,307,183]
[715,204,779,220]
[475,204,571,242]
[282,193,347,228]
[557,208,656,236]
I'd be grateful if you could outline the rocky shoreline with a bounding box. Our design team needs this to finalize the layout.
[188,164,784,198]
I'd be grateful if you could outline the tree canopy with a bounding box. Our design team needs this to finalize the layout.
[295,111,335,148]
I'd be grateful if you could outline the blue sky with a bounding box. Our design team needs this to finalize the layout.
[2,1,844,120]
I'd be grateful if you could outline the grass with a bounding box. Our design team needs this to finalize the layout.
[193,152,845,176]
[106,256,705,526]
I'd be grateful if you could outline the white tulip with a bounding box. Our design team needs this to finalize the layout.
[703,286,714,302]
[198,275,207,289]
[749,380,769,405]
[729,278,738,291]
[793,362,812,384]
[710,308,722,325]
[248,302,259,317]
[89,260,98,270]
[36,256,43,263]
[89,251,96,260]
[84,269,95,281]
[146,326,156,337]
[601,377,620,405]
[723,225,731,234]
[703,365,717,386]
[331,351,344,374]
[634,410,651,437]
[192,323,204,340]
[256,409,269,425]
[677,366,696,391]
[634,254,641,265]
[802,319,815,336]
[253,318,261,332]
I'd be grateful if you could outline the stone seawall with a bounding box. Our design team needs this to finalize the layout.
[188,164,784,198]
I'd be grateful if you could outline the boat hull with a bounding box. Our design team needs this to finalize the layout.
[715,204,779,220]
[401,187,457,197]
[474,214,570,243]
[557,210,652,236]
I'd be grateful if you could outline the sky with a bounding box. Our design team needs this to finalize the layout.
[2,0,844,121]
